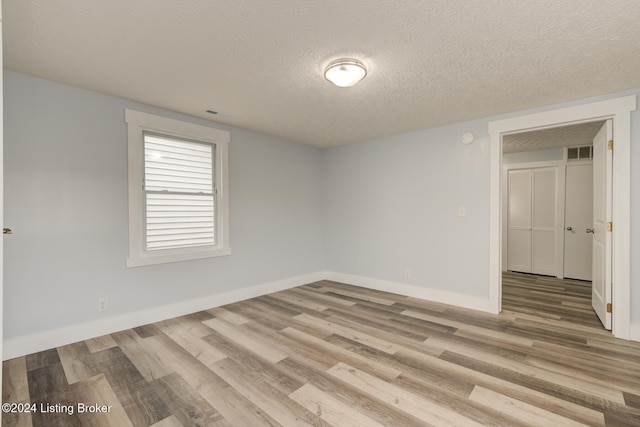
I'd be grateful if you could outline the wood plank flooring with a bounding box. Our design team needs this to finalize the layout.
[3,272,640,426]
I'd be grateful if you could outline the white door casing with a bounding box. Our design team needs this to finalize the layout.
[489,95,635,340]
[564,163,593,281]
[592,120,613,330]
[1,3,4,392]
[0,4,4,396]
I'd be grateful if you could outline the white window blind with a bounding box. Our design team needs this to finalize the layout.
[144,134,215,251]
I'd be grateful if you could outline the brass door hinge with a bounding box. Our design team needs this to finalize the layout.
[606,303,612,313]
[608,140,613,150]
[607,222,613,232]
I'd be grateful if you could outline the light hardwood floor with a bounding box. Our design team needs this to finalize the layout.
[3,272,640,426]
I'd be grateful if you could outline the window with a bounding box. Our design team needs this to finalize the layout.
[144,134,215,251]
[126,109,230,267]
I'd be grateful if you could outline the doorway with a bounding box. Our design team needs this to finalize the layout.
[488,95,636,339]
[502,120,603,282]
[501,122,604,329]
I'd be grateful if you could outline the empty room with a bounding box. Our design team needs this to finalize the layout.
[1,1,640,426]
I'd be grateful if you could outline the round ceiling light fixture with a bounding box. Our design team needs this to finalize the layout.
[324,58,367,88]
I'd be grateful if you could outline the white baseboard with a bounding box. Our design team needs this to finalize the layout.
[3,271,325,360]
[324,271,493,313]
[4,269,549,359]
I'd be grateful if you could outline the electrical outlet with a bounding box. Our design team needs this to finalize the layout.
[97,297,108,313]
[404,269,412,279]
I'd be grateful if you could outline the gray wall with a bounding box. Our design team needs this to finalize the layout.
[322,91,640,324]
[321,120,491,297]
[502,148,564,165]
[3,71,324,340]
[4,70,640,344]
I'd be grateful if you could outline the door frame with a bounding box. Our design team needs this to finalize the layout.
[488,95,636,339]
[1,4,5,392]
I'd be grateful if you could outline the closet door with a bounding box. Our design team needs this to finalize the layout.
[531,168,557,276]
[507,169,532,272]
[507,167,557,276]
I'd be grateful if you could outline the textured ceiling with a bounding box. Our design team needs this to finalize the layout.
[503,121,605,153]
[4,1,640,148]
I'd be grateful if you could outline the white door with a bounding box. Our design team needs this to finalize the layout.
[592,120,612,330]
[507,169,532,272]
[564,164,593,281]
[531,168,557,276]
[507,167,557,276]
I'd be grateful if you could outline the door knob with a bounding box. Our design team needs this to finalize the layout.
[566,226,573,231]
[586,228,595,234]
[3,228,12,235]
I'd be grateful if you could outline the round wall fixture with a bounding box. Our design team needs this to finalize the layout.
[461,132,475,145]
[324,58,367,88]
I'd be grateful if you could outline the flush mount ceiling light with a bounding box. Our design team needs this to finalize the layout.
[324,58,367,88]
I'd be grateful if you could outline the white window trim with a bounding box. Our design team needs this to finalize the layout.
[126,109,230,267]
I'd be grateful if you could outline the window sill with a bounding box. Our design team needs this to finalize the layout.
[127,247,231,268]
